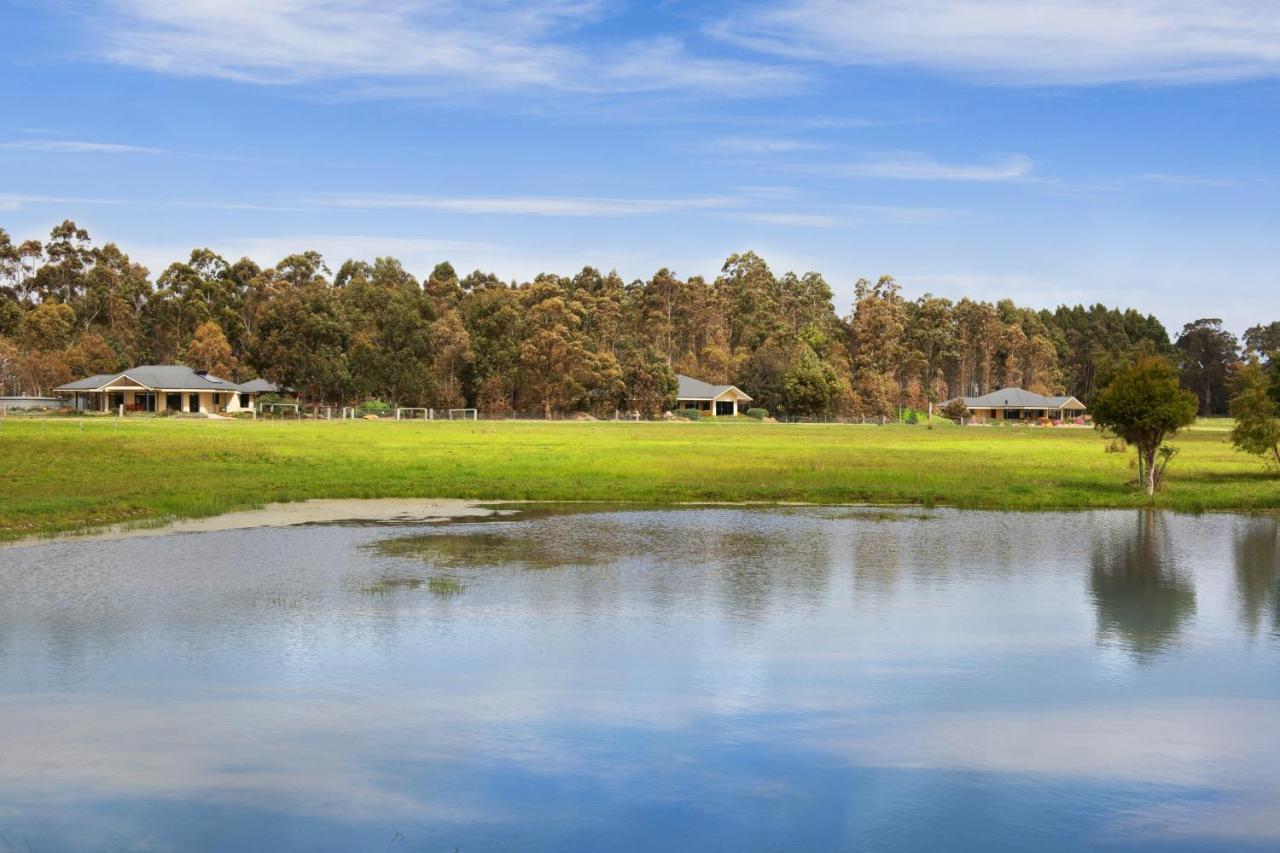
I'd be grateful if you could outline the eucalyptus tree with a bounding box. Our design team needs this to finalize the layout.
[1175,318,1240,415]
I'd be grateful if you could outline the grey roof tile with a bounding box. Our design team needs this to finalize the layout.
[55,365,246,392]
[952,386,1086,409]
[676,374,751,401]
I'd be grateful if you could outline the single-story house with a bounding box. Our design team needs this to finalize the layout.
[947,386,1087,422]
[675,374,752,417]
[54,365,280,415]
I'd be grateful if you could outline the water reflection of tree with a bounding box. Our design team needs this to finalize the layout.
[1089,510,1196,661]
[714,527,833,623]
[370,528,617,571]
[1233,516,1279,637]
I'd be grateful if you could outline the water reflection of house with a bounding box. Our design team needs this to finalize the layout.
[54,365,279,415]
[674,374,752,417]
[948,387,1087,422]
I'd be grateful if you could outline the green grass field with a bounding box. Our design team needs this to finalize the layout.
[0,415,1275,542]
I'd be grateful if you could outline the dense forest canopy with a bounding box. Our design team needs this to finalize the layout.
[1,221,1272,417]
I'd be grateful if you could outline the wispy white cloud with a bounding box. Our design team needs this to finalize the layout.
[0,193,318,214]
[710,136,827,154]
[734,203,963,228]
[845,203,966,224]
[836,152,1035,182]
[0,139,168,154]
[304,193,740,217]
[735,211,846,228]
[1138,172,1241,188]
[0,193,128,210]
[713,0,1280,86]
[96,0,798,96]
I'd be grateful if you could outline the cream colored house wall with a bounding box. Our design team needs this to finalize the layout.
[676,389,751,416]
[100,388,243,414]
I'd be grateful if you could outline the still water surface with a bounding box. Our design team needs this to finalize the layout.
[2,507,1279,851]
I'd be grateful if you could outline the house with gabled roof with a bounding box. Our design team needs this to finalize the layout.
[54,365,280,415]
[675,374,752,417]
[946,386,1087,422]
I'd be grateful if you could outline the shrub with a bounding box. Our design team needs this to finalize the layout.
[941,398,969,421]
[358,399,391,417]
[906,410,919,425]
[681,408,701,420]
[746,407,768,419]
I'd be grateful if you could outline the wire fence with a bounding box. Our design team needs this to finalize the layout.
[3,404,1091,429]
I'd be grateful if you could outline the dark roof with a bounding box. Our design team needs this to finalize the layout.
[54,365,241,392]
[55,373,117,391]
[952,387,1086,409]
[675,374,751,401]
[237,378,279,393]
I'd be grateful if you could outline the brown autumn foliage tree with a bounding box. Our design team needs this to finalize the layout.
[184,321,240,379]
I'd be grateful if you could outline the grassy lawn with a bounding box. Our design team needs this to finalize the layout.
[1,415,1276,542]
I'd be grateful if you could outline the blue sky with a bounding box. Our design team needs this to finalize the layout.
[2,0,1276,333]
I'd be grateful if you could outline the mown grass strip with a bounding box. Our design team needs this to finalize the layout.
[0,417,1275,542]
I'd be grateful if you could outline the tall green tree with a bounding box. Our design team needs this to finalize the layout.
[1229,361,1280,470]
[250,267,351,404]
[621,346,677,416]
[781,343,842,416]
[1243,321,1280,362]
[1092,357,1199,496]
[1175,318,1240,415]
[848,276,906,417]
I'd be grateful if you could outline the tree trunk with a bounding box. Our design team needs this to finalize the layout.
[1143,446,1157,496]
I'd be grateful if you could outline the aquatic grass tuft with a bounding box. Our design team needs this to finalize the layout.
[360,575,467,598]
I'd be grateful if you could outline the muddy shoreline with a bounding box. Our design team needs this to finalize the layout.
[3,499,508,547]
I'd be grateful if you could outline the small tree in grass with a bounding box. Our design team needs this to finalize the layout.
[941,398,968,422]
[1229,361,1280,469]
[1092,357,1198,496]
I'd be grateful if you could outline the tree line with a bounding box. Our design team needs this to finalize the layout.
[2,220,1276,418]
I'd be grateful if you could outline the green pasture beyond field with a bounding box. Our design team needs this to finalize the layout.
[0,416,1275,541]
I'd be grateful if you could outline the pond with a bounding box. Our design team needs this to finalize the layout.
[1,507,1278,851]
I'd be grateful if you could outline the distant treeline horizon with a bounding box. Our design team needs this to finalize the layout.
[2,221,1276,417]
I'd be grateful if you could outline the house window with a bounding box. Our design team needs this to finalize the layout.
[213,393,221,406]
[189,394,200,412]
